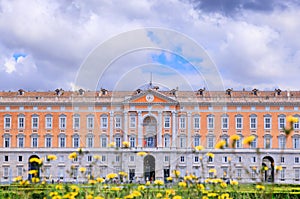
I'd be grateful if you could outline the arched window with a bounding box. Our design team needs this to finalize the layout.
[72,134,80,148]
[264,134,272,149]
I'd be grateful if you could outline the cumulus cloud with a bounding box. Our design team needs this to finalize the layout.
[0,0,299,91]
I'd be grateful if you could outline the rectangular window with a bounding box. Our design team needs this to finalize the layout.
[180,137,186,148]
[294,138,300,149]
[264,117,271,129]
[279,117,285,129]
[295,119,300,129]
[194,117,200,129]
[295,169,300,181]
[164,156,169,162]
[4,117,11,129]
[115,137,121,147]
[101,117,108,128]
[59,155,64,162]
[32,137,38,148]
[32,117,39,129]
[236,117,243,129]
[208,156,213,163]
[164,116,170,128]
[45,137,52,148]
[18,137,24,148]
[73,137,79,148]
[130,137,135,147]
[115,117,121,128]
[222,156,228,163]
[179,117,186,129]
[87,155,93,162]
[73,117,80,129]
[180,156,185,163]
[60,137,66,148]
[17,167,23,176]
[45,117,52,129]
[281,157,285,163]
[59,117,66,129]
[207,116,214,129]
[222,117,228,129]
[102,155,106,162]
[279,137,286,149]
[207,137,214,148]
[87,137,93,148]
[194,156,199,163]
[3,167,9,177]
[295,157,299,163]
[238,156,242,163]
[280,169,285,180]
[130,155,135,162]
[130,116,136,128]
[164,136,170,147]
[4,137,10,148]
[18,156,22,162]
[250,117,257,129]
[236,139,242,148]
[4,156,8,162]
[251,156,256,163]
[18,117,25,129]
[116,155,120,162]
[194,136,200,147]
[237,168,242,178]
[87,117,94,129]
[101,137,107,148]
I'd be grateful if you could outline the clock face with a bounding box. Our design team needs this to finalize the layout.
[146,94,154,102]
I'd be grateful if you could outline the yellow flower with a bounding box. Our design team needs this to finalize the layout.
[287,116,299,123]
[275,166,283,171]
[94,155,101,160]
[184,175,192,181]
[122,141,130,148]
[111,186,121,191]
[220,182,227,188]
[88,180,97,185]
[243,135,255,145]
[166,177,173,181]
[173,170,180,177]
[206,152,214,158]
[137,185,145,191]
[29,158,42,165]
[194,145,204,151]
[96,177,104,183]
[13,176,22,182]
[209,168,216,174]
[263,166,268,171]
[79,167,86,173]
[256,185,265,190]
[197,184,205,190]
[86,195,93,199]
[166,189,176,196]
[230,180,238,185]
[173,196,182,199]
[47,154,57,161]
[49,191,58,197]
[70,185,80,192]
[230,134,240,141]
[29,170,38,175]
[119,171,128,176]
[108,142,116,147]
[154,179,164,186]
[106,173,118,180]
[55,184,63,190]
[137,151,148,157]
[178,181,187,187]
[156,193,163,198]
[31,177,40,183]
[215,140,226,149]
[94,197,104,199]
[68,152,77,160]
[131,191,141,197]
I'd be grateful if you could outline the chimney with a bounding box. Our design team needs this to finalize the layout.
[78,88,85,96]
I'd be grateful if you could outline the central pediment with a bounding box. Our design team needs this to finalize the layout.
[124,90,178,104]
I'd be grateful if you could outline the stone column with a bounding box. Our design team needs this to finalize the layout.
[123,111,128,141]
[172,111,177,148]
[157,111,162,147]
[138,111,143,147]
[187,112,191,148]
[109,112,114,143]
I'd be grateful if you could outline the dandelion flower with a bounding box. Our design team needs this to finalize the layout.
[215,140,226,149]
[206,152,214,158]
[194,145,204,151]
[243,135,255,145]
[137,151,148,157]
[68,152,77,160]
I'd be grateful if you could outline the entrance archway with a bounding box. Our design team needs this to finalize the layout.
[144,155,155,181]
[262,156,274,182]
[28,155,40,180]
[143,116,157,147]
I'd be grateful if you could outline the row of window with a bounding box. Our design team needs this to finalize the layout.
[3,114,299,130]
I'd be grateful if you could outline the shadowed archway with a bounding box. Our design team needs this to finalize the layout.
[262,156,274,182]
[144,155,155,181]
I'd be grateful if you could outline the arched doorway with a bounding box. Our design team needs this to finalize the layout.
[144,155,155,181]
[262,156,274,182]
[143,116,157,148]
[28,155,40,180]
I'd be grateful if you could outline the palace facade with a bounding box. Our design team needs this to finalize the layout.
[1,88,300,183]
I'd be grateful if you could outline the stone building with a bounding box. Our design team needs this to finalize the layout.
[1,88,300,183]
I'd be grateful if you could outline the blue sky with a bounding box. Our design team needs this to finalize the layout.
[0,0,300,91]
